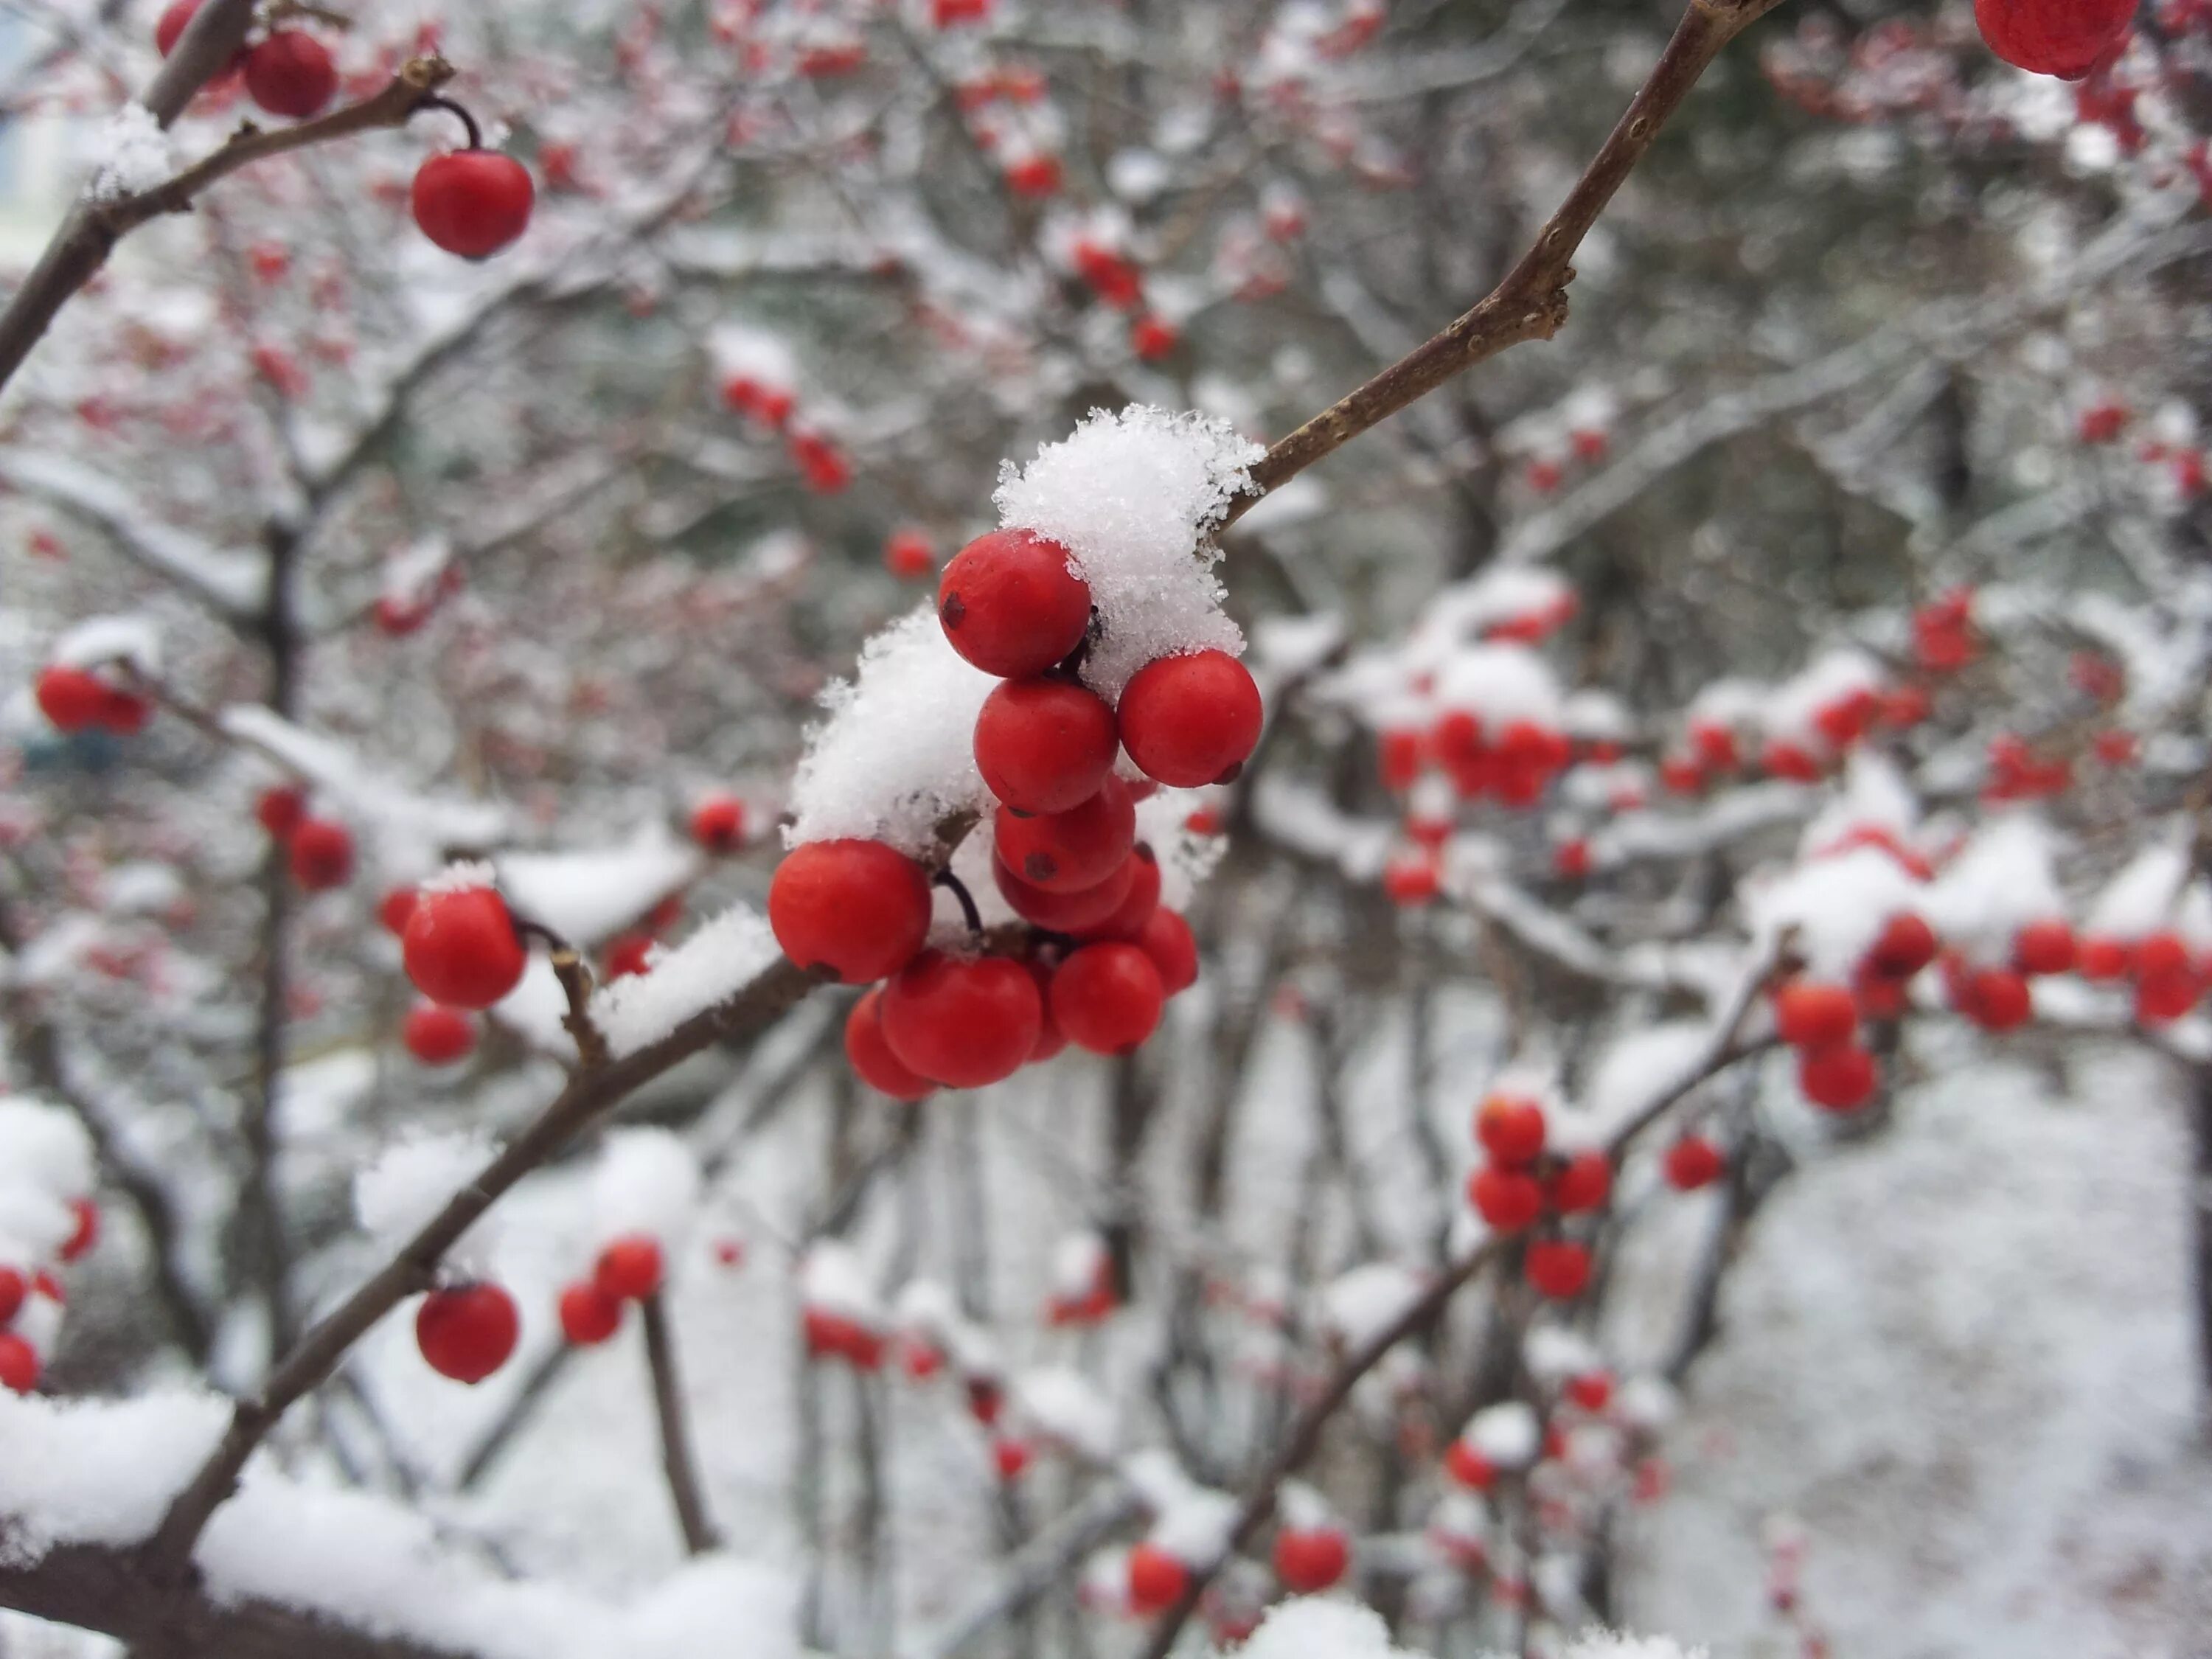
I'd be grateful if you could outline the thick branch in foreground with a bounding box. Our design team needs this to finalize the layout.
[1222,0,1790,525]
[0,51,455,396]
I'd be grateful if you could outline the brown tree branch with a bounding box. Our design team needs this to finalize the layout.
[640,1290,722,1556]
[1221,0,1790,526]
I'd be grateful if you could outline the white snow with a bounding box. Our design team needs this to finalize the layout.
[588,905,782,1058]
[1464,1400,1541,1469]
[0,1388,227,1558]
[799,1241,881,1324]
[49,614,160,678]
[2084,844,2190,939]
[589,1130,702,1243]
[86,103,173,202]
[498,825,700,947]
[994,404,1264,700]
[353,1130,504,1275]
[1317,1261,1429,1351]
[1921,815,2067,964]
[1012,1367,1119,1461]
[1744,845,1926,978]
[1230,1599,1421,1658]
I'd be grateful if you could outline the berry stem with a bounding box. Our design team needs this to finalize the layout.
[513,918,610,1069]
[933,869,984,935]
[411,91,484,151]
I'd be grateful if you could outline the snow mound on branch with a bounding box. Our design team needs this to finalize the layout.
[590,1130,702,1242]
[498,825,699,947]
[1231,1599,1425,1658]
[799,1241,881,1325]
[1923,815,2066,964]
[994,404,1263,700]
[0,1387,226,1558]
[354,1129,503,1276]
[1318,1261,1428,1350]
[2085,844,2190,939]
[86,103,172,202]
[1745,846,1924,978]
[1562,1632,1706,1659]
[50,614,161,677]
[588,904,782,1057]
[785,605,995,856]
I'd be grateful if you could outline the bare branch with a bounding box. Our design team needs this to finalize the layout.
[640,1291,721,1556]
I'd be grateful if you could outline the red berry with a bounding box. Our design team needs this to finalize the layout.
[1049,942,1165,1054]
[1383,856,1441,907]
[0,1333,38,1394]
[1774,979,1857,1048]
[1762,740,1823,782]
[243,30,335,119]
[1127,1543,1189,1615]
[845,987,934,1100]
[992,852,1136,932]
[1273,1527,1350,1594]
[1526,1239,1592,1299]
[594,1235,664,1301]
[994,779,1135,893]
[34,665,107,732]
[403,885,528,1009]
[880,951,1043,1088]
[1798,1042,1878,1110]
[155,0,201,55]
[991,1437,1032,1482]
[288,818,354,891]
[1663,1136,1725,1191]
[885,529,936,580]
[1027,959,1068,1061]
[558,1281,623,1346]
[1074,844,1161,942]
[1004,153,1062,197]
[2013,918,2076,977]
[1475,1093,1546,1166]
[1444,1439,1495,1489]
[2076,935,2134,981]
[603,933,654,981]
[1116,650,1264,787]
[60,1197,98,1262]
[1565,1371,1613,1413]
[974,678,1119,814]
[937,529,1092,678]
[1548,1150,1612,1214]
[1378,728,1425,790]
[691,794,746,853]
[256,786,307,839]
[403,1003,476,1065]
[1865,912,1937,979]
[1958,966,2034,1032]
[1975,0,2133,77]
[1130,313,1180,361]
[768,840,933,984]
[416,1282,520,1384]
[378,886,420,937]
[1136,906,1198,994]
[1468,1165,1543,1231]
[0,1267,21,1326]
[2135,969,2201,1023]
[412,151,536,260]
[2135,932,2191,982]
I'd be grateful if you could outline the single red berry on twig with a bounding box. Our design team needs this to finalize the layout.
[690,794,746,853]
[1475,1093,1546,1166]
[1775,979,1857,1048]
[1526,1239,1593,1299]
[243,30,336,119]
[403,1003,476,1065]
[1273,1527,1350,1594]
[0,1333,39,1395]
[256,786,307,840]
[1798,1042,1878,1110]
[288,817,354,891]
[1469,1165,1543,1231]
[403,884,528,1009]
[413,151,536,260]
[594,1235,664,1301]
[1663,1135,1725,1191]
[416,1282,520,1383]
[1126,1543,1190,1615]
[558,1281,623,1346]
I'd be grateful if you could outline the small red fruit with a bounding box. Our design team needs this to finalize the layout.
[2076,936,2134,981]
[1273,1527,1350,1594]
[1074,843,1161,942]
[1865,912,1938,979]
[378,886,420,936]
[34,666,108,732]
[1975,0,2135,77]
[1475,1093,1546,1166]
[415,1282,521,1384]
[1798,1042,1878,1110]
[288,817,354,891]
[768,839,933,984]
[0,1267,23,1325]
[1762,740,1823,782]
[1663,1135,1725,1191]
[1116,650,1264,787]
[885,529,936,580]
[1049,942,1166,1054]
[243,30,336,119]
[2013,918,2076,977]
[2136,933,2190,982]
[403,1003,476,1065]
[992,853,1136,933]
[1383,856,1441,907]
[992,1437,1032,1481]
[1468,1165,1543,1231]
[1565,1371,1613,1413]
[690,794,746,853]
[1444,1439,1497,1489]
[594,1235,664,1301]
[1548,1150,1612,1214]
[0,1333,38,1394]
[879,951,1043,1088]
[412,151,536,260]
[1958,966,2033,1032]
[1775,979,1857,1048]
[1130,313,1180,361]
[845,988,933,1100]
[995,779,1135,892]
[558,1281,623,1345]
[256,786,307,840]
[1137,906,1199,995]
[937,529,1093,678]
[1127,1543,1189,1615]
[60,1198,99,1262]
[2135,970,2201,1023]
[403,884,528,1009]
[974,678,1119,814]
[1526,1239,1593,1299]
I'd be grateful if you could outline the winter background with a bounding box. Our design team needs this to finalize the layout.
[1,0,2210,1657]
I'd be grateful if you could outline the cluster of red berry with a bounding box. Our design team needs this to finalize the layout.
[0,1199,97,1396]
[1462,1093,1607,1298]
[556,1234,664,1346]
[156,0,337,119]
[254,785,355,892]
[772,526,1259,1098]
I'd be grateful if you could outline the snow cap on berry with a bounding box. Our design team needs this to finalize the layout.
[1922,816,2065,967]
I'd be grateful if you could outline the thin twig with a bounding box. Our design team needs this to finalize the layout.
[639,1291,720,1555]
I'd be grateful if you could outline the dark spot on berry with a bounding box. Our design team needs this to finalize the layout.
[940,594,967,630]
[1023,853,1057,882]
[1006,806,1034,819]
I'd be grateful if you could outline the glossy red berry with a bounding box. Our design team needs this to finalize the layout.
[594,1235,664,1301]
[992,852,1136,933]
[1444,1439,1496,1489]
[937,529,1092,678]
[1475,1093,1546,1166]
[1774,979,1857,1048]
[34,665,107,732]
[1074,844,1161,942]
[974,678,1119,814]
[2013,918,2076,977]
[2135,932,2191,982]
[690,794,746,853]
[1663,1135,1725,1191]
[1526,1239,1593,1299]
[1548,1150,1612,1214]
[880,951,1043,1088]
[1958,966,2034,1032]
[288,818,354,891]
[416,1282,520,1383]
[403,885,528,1009]
[1049,942,1165,1054]
[1137,906,1198,994]
[1468,1165,1543,1231]
[1798,1042,1878,1110]
[1383,856,1441,907]
[0,1333,38,1395]
[1130,313,1180,361]
[1565,1371,1613,1413]
[845,988,934,1100]
[558,1281,623,1346]
[994,778,1135,892]
[412,151,536,260]
[1273,1527,1350,1594]
[1865,912,1938,979]
[2076,935,2133,981]
[2135,969,2201,1023]
[378,886,420,937]
[403,1003,476,1065]
[885,529,935,580]
[243,30,336,119]
[1116,650,1264,787]
[60,1198,98,1262]
[768,839,933,984]
[1127,1543,1189,1615]
[1975,0,2134,77]
[255,786,307,840]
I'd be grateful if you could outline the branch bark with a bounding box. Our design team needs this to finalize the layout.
[640,1290,721,1556]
